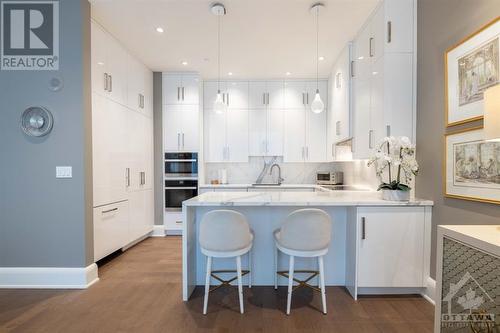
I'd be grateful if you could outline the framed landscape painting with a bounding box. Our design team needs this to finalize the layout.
[445,127,500,204]
[445,17,500,126]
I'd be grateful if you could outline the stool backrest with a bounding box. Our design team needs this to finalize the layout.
[279,209,332,251]
[199,210,252,252]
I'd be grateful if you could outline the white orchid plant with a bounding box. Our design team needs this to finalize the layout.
[367,136,419,192]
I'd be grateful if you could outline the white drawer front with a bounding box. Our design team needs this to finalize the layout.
[93,201,129,261]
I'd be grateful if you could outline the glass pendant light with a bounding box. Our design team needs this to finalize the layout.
[311,3,325,114]
[212,3,227,114]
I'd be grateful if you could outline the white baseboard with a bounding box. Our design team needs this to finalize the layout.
[0,263,99,289]
[166,229,182,236]
[422,277,436,305]
[151,225,166,237]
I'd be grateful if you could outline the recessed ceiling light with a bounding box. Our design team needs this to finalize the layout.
[286,72,292,76]
[97,62,104,66]
[156,27,164,33]
[181,61,188,66]
[318,56,325,61]
[228,72,233,76]
[358,56,364,60]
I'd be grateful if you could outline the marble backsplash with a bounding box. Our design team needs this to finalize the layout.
[202,157,378,190]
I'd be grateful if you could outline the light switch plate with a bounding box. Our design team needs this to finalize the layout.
[56,166,72,178]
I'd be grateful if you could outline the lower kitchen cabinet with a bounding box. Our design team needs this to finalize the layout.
[346,206,431,299]
[93,201,130,262]
[128,189,154,243]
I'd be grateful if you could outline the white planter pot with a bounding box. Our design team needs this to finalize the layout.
[381,189,410,201]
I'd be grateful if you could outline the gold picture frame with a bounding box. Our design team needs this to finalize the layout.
[445,16,500,127]
[444,126,500,205]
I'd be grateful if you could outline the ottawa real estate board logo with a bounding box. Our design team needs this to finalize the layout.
[1,0,59,70]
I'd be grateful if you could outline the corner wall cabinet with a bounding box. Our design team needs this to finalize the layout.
[350,0,415,159]
[91,20,154,262]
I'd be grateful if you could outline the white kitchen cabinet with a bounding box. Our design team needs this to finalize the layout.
[249,81,284,109]
[284,81,306,109]
[267,81,285,109]
[128,189,154,243]
[91,21,128,106]
[163,73,200,105]
[203,81,226,108]
[204,110,227,162]
[267,108,284,156]
[127,57,153,117]
[249,81,267,109]
[226,81,249,109]
[226,109,249,162]
[307,109,327,162]
[284,108,307,162]
[163,104,200,152]
[92,93,129,207]
[249,108,267,155]
[351,0,415,159]
[93,201,130,262]
[356,207,425,288]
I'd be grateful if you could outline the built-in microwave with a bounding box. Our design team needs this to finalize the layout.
[165,152,198,178]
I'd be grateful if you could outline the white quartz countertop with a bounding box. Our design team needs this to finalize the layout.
[439,225,500,257]
[183,191,434,207]
[199,183,323,189]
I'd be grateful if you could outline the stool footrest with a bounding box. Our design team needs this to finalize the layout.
[209,270,250,293]
[277,270,321,292]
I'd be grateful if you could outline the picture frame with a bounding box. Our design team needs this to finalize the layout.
[445,17,500,127]
[444,126,500,205]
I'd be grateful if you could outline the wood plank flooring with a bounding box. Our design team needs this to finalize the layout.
[0,237,434,332]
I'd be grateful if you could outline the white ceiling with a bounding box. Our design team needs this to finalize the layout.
[90,0,379,79]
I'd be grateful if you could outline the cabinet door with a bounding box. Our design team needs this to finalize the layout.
[306,80,328,109]
[370,56,385,149]
[142,116,154,190]
[106,36,128,105]
[181,75,200,105]
[226,81,249,109]
[284,81,306,109]
[92,94,128,207]
[352,77,371,159]
[128,189,154,243]
[91,22,107,95]
[370,5,385,62]
[93,201,129,261]
[126,55,143,113]
[226,109,249,162]
[163,75,182,105]
[163,105,183,152]
[203,81,226,109]
[331,45,351,143]
[284,108,306,162]
[180,104,200,151]
[249,109,267,156]
[267,108,284,156]
[353,22,372,80]
[249,81,267,109]
[267,81,285,109]
[143,68,153,118]
[204,110,226,162]
[357,207,425,288]
[307,109,327,162]
[384,53,414,141]
[127,109,146,191]
[384,0,414,54]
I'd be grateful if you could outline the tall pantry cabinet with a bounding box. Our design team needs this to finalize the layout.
[91,20,154,262]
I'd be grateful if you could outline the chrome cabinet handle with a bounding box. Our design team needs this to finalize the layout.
[222,93,225,103]
[306,93,309,105]
[182,133,185,149]
[332,143,335,157]
[263,93,266,105]
[369,130,374,149]
[226,93,230,106]
[104,73,109,91]
[369,37,374,57]
[177,133,180,150]
[177,87,180,101]
[139,171,145,185]
[387,21,392,43]
[182,87,185,101]
[350,60,355,78]
[175,220,183,224]
[102,207,118,214]
[302,93,305,106]
[386,125,391,137]
[126,168,130,187]
[336,121,341,136]
[266,93,270,105]
[108,75,112,92]
[361,217,366,240]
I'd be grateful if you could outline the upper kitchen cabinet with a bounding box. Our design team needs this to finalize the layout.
[284,80,328,109]
[163,73,200,105]
[249,81,284,109]
[351,0,415,159]
[91,21,128,105]
[204,80,249,109]
[127,55,153,117]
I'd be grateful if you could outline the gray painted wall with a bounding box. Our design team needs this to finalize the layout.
[153,72,164,225]
[0,0,92,267]
[416,0,500,278]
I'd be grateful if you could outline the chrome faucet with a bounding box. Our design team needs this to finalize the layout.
[270,163,284,185]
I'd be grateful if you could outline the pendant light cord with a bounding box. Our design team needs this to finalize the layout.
[316,5,319,91]
[217,13,221,92]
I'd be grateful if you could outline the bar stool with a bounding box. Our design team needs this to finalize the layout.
[199,210,253,315]
[273,208,332,315]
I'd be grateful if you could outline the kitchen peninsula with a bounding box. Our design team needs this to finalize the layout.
[182,190,433,301]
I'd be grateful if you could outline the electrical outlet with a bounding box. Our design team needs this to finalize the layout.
[56,166,72,178]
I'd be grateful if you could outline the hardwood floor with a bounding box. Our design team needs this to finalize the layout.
[0,237,434,332]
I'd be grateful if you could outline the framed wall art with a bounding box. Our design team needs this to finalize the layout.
[444,126,500,204]
[445,17,500,127]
